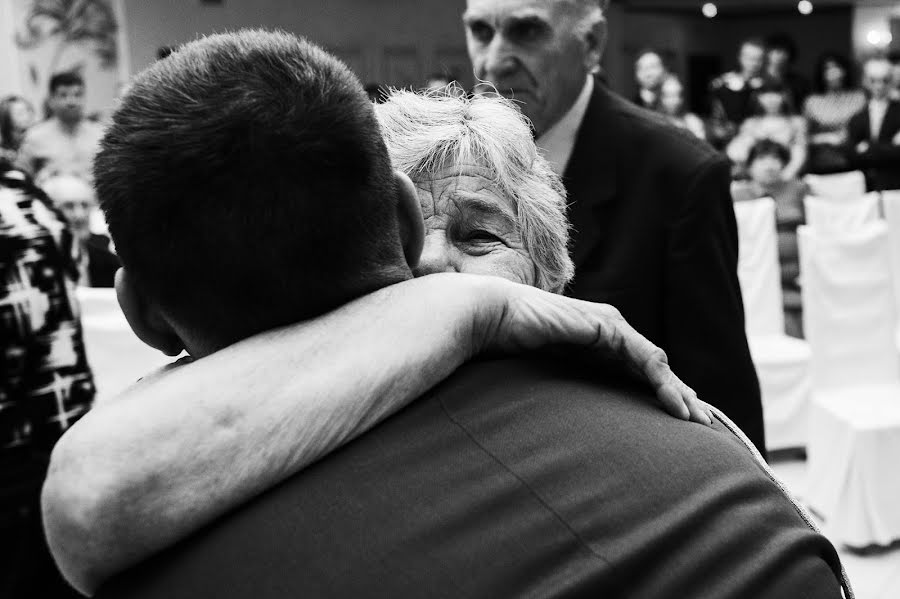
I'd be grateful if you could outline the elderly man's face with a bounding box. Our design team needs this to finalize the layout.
[413,165,535,286]
[864,61,892,101]
[463,0,597,137]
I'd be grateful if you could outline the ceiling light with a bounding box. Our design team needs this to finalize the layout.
[798,0,813,15]
[702,3,717,18]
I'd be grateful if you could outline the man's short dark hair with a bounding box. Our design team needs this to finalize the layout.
[747,139,790,167]
[95,30,403,351]
[49,72,84,95]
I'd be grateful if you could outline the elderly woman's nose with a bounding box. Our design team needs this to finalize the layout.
[414,233,458,276]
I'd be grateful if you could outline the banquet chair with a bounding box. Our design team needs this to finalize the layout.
[733,198,811,450]
[77,287,177,403]
[803,192,881,233]
[799,223,900,548]
[803,170,866,200]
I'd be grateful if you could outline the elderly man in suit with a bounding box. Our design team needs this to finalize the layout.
[462,0,764,449]
[847,57,900,192]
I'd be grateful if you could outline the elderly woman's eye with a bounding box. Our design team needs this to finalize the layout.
[464,230,501,243]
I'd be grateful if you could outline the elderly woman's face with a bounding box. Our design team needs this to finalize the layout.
[412,165,536,286]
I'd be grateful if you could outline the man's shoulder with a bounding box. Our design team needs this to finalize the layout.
[581,87,723,176]
[23,119,57,142]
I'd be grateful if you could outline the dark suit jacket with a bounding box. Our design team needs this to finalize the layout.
[564,83,764,451]
[84,234,120,288]
[100,358,844,599]
[846,99,900,191]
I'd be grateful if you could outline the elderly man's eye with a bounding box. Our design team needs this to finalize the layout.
[508,20,547,43]
[468,21,494,44]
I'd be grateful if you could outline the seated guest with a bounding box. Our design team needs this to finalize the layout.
[731,140,807,338]
[847,57,900,191]
[657,75,706,140]
[17,72,104,182]
[804,52,867,174]
[764,34,810,112]
[0,96,35,164]
[633,49,667,110]
[727,80,808,180]
[708,37,767,148]
[41,173,119,287]
[47,31,850,599]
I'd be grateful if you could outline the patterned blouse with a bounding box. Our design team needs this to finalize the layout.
[803,90,867,138]
[0,164,95,499]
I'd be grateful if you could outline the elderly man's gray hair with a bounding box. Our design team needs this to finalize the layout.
[375,89,575,293]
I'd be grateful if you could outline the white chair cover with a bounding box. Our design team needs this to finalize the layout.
[733,198,811,450]
[76,287,176,402]
[803,193,881,234]
[807,384,900,548]
[733,198,784,335]
[882,191,900,319]
[800,222,900,548]
[804,171,867,200]
[798,223,899,390]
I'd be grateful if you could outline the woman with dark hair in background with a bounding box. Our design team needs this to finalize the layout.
[727,80,808,179]
[657,74,706,140]
[803,52,867,173]
[732,139,807,338]
[0,96,35,164]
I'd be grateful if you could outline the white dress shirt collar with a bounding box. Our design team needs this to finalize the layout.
[869,97,889,141]
[536,76,594,177]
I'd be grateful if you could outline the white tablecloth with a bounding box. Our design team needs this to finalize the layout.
[807,385,900,547]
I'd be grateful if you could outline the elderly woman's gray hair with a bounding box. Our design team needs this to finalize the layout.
[374,89,574,293]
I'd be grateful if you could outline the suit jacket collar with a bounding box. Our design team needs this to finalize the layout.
[562,81,620,269]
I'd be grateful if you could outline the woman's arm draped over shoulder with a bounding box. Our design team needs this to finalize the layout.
[42,273,706,596]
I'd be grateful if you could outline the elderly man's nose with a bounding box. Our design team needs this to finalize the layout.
[414,234,458,276]
[482,38,518,78]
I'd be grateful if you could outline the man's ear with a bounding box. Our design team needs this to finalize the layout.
[583,15,607,72]
[393,170,425,269]
[115,269,185,356]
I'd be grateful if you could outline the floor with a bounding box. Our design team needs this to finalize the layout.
[769,455,900,599]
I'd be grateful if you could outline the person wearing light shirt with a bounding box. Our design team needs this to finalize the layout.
[463,0,763,450]
[847,57,900,191]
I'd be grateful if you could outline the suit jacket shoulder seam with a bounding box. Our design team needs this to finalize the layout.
[437,397,613,569]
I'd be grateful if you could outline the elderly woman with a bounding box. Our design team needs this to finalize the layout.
[43,91,707,594]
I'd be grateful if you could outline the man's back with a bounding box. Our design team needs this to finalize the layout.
[101,358,844,599]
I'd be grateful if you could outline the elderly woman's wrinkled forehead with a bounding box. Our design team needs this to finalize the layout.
[414,163,510,215]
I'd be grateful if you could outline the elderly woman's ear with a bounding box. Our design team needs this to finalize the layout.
[393,170,425,269]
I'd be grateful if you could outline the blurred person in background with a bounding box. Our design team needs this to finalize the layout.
[0,157,94,599]
[764,34,810,112]
[463,0,763,449]
[803,52,867,174]
[727,80,808,180]
[847,57,900,191]
[633,49,667,110]
[709,37,768,148]
[731,140,806,338]
[41,173,119,287]
[888,51,900,101]
[0,96,35,164]
[657,74,706,140]
[17,72,105,182]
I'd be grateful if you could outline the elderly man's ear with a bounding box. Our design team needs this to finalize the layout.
[392,170,425,270]
[584,14,608,72]
[115,269,186,357]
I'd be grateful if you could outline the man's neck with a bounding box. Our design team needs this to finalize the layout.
[56,117,82,135]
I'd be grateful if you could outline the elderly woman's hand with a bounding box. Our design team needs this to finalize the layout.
[458,275,713,426]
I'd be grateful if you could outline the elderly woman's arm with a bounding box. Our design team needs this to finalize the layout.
[42,273,706,596]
